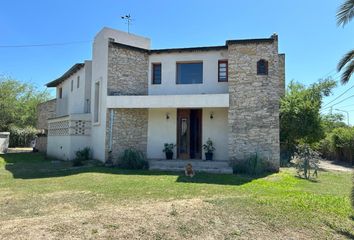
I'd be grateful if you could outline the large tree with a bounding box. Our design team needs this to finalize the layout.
[280,79,336,152]
[337,0,354,84]
[0,77,50,131]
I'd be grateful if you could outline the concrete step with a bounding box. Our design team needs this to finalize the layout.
[149,159,233,174]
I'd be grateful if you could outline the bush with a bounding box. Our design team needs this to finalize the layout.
[116,148,149,170]
[232,153,273,175]
[318,127,354,163]
[8,125,38,147]
[73,147,91,167]
[291,144,320,180]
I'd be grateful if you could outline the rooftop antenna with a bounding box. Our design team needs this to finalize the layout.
[121,14,132,34]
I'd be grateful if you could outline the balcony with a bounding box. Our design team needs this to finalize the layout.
[56,97,68,117]
[106,93,229,108]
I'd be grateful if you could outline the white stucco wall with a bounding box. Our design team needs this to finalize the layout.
[202,108,229,160]
[147,108,177,159]
[55,65,91,116]
[47,135,91,160]
[148,50,228,95]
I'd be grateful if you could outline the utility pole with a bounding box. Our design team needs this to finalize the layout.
[335,109,350,126]
[121,14,132,34]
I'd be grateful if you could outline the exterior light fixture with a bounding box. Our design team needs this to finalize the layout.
[210,112,214,119]
[166,113,170,120]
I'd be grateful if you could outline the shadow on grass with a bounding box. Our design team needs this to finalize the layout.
[326,221,354,239]
[2,152,273,186]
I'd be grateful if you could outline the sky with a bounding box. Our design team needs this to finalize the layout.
[1,0,354,124]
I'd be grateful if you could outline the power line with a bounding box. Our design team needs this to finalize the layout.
[0,40,91,48]
[322,83,354,108]
[328,94,354,107]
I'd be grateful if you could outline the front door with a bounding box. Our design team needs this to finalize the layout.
[177,109,202,159]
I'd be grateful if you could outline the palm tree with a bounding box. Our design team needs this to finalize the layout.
[336,0,354,84]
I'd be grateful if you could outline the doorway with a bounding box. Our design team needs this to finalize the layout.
[177,109,202,159]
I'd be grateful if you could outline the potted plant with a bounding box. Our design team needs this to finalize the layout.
[203,138,215,161]
[163,143,175,160]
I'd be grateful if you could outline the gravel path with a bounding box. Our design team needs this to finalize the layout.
[319,160,353,172]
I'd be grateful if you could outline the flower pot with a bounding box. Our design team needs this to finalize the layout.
[205,152,213,161]
[166,152,173,160]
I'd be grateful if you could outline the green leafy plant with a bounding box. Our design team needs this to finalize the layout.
[163,143,175,153]
[116,148,149,170]
[291,144,320,180]
[72,147,91,167]
[202,138,215,153]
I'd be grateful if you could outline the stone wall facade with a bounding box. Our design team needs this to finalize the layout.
[36,99,56,152]
[107,109,148,160]
[107,42,149,96]
[37,99,56,130]
[227,35,281,170]
[278,53,286,97]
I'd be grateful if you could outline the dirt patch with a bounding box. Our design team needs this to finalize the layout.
[0,198,319,240]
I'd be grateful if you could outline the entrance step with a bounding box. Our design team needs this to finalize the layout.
[149,159,233,174]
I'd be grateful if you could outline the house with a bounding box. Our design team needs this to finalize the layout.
[38,27,285,173]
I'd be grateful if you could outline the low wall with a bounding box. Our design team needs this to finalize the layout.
[0,132,10,154]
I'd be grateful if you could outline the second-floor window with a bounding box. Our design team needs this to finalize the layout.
[218,60,228,82]
[176,62,203,84]
[152,63,161,84]
[71,80,74,92]
[257,59,268,75]
[58,87,63,99]
[77,76,80,88]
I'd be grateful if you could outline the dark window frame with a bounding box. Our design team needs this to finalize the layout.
[218,60,228,82]
[176,61,203,85]
[58,87,63,99]
[77,76,80,88]
[152,63,162,84]
[257,59,268,75]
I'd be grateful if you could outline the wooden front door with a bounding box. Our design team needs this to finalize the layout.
[177,109,202,159]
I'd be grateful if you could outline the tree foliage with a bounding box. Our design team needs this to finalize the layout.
[337,0,354,84]
[280,79,337,153]
[0,77,50,131]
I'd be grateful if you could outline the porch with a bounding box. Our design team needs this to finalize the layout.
[149,159,233,174]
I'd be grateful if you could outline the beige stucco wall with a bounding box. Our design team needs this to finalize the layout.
[202,108,229,160]
[148,50,228,95]
[147,108,177,159]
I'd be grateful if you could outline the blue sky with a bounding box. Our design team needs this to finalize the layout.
[1,0,353,123]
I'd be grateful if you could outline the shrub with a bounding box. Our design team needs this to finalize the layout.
[232,153,273,175]
[318,127,354,163]
[8,125,38,147]
[73,147,91,167]
[291,144,320,180]
[116,148,149,170]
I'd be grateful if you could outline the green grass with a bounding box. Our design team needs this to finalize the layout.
[0,153,353,239]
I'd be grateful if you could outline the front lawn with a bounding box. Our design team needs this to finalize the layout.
[0,153,353,239]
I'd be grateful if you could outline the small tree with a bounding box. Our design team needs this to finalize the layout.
[280,79,336,157]
[291,144,320,180]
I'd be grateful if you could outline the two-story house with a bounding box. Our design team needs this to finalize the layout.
[40,27,285,173]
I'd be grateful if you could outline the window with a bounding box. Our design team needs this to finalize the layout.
[94,81,100,123]
[218,60,228,82]
[58,87,63,99]
[257,59,268,75]
[152,63,161,84]
[77,76,80,88]
[71,80,74,91]
[176,62,203,84]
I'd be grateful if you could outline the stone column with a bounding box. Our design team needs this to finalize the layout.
[227,35,281,171]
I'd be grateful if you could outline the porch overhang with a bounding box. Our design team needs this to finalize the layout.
[106,93,229,108]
